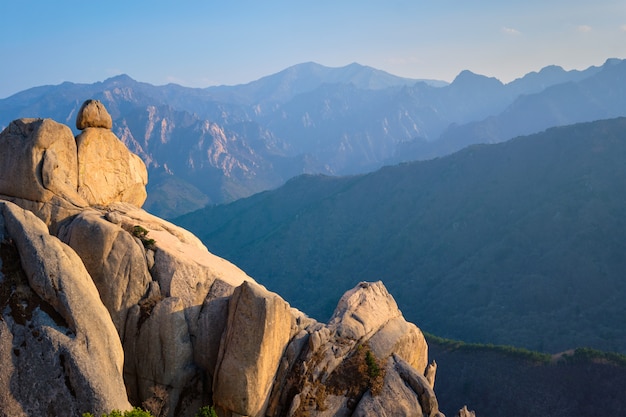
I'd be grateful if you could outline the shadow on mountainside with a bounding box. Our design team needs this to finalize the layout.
[428,335,626,417]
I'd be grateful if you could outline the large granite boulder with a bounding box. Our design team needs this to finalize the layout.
[213,281,294,417]
[76,99,113,130]
[0,102,149,229]
[267,281,438,417]
[88,203,253,417]
[0,118,87,230]
[329,281,429,373]
[0,118,83,205]
[76,127,148,207]
[57,209,152,337]
[0,200,130,416]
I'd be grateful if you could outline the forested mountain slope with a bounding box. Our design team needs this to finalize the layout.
[176,117,626,354]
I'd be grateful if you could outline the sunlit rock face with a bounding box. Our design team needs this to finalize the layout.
[75,99,148,207]
[76,98,113,130]
[0,118,85,206]
[0,101,461,417]
[0,102,147,230]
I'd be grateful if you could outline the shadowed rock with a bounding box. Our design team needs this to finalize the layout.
[0,201,131,416]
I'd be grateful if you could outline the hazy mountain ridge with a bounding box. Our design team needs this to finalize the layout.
[424,59,626,160]
[0,59,623,217]
[203,61,447,108]
[175,117,626,355]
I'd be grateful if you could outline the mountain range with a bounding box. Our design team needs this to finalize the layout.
[1,59,624,218]
[174,117,626,355]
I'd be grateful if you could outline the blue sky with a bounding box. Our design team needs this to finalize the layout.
[1,1,625,98]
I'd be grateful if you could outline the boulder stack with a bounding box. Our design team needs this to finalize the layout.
[75,100,148,207]
[0,100,148,228]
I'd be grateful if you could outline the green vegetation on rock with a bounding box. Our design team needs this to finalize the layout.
[194,406,218,417]
[82,405,220,417]
[131,225,156,248]
[83,407,154,417]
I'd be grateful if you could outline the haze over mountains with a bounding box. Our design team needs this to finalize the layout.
[175,117,626,355]
[1,59,624,218]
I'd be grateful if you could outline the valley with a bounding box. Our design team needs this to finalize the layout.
[175,117,626,354]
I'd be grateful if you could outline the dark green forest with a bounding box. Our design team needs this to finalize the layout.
[426,334,626,417]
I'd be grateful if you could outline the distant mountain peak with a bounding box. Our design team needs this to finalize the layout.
[102,74,137,87]
[537,65,566,74]
[451,69,503,88]
[204,61,439,106]
[603,57,621,66]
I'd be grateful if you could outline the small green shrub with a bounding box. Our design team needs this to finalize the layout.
[125,408,154,417]
[363,348,385,395]
[195,405,218,417]
[365,350,381,379]
[82,407,154,417]
[132,225,149,238]
[131,225,156,248]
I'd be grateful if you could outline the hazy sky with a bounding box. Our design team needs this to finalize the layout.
[1,1,625,98]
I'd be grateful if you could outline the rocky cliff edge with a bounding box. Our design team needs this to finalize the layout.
[0,100,471,417]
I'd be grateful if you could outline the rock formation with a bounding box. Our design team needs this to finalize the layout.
[456,406,477,417]
[0,118,86,229]
[0,201,130,416]
[76,98,113,130]
[0,101,467,416]
[75,99,148,207]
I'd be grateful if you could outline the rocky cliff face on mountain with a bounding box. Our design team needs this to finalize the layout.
[0,101,471,416]
[1,60,620,219]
